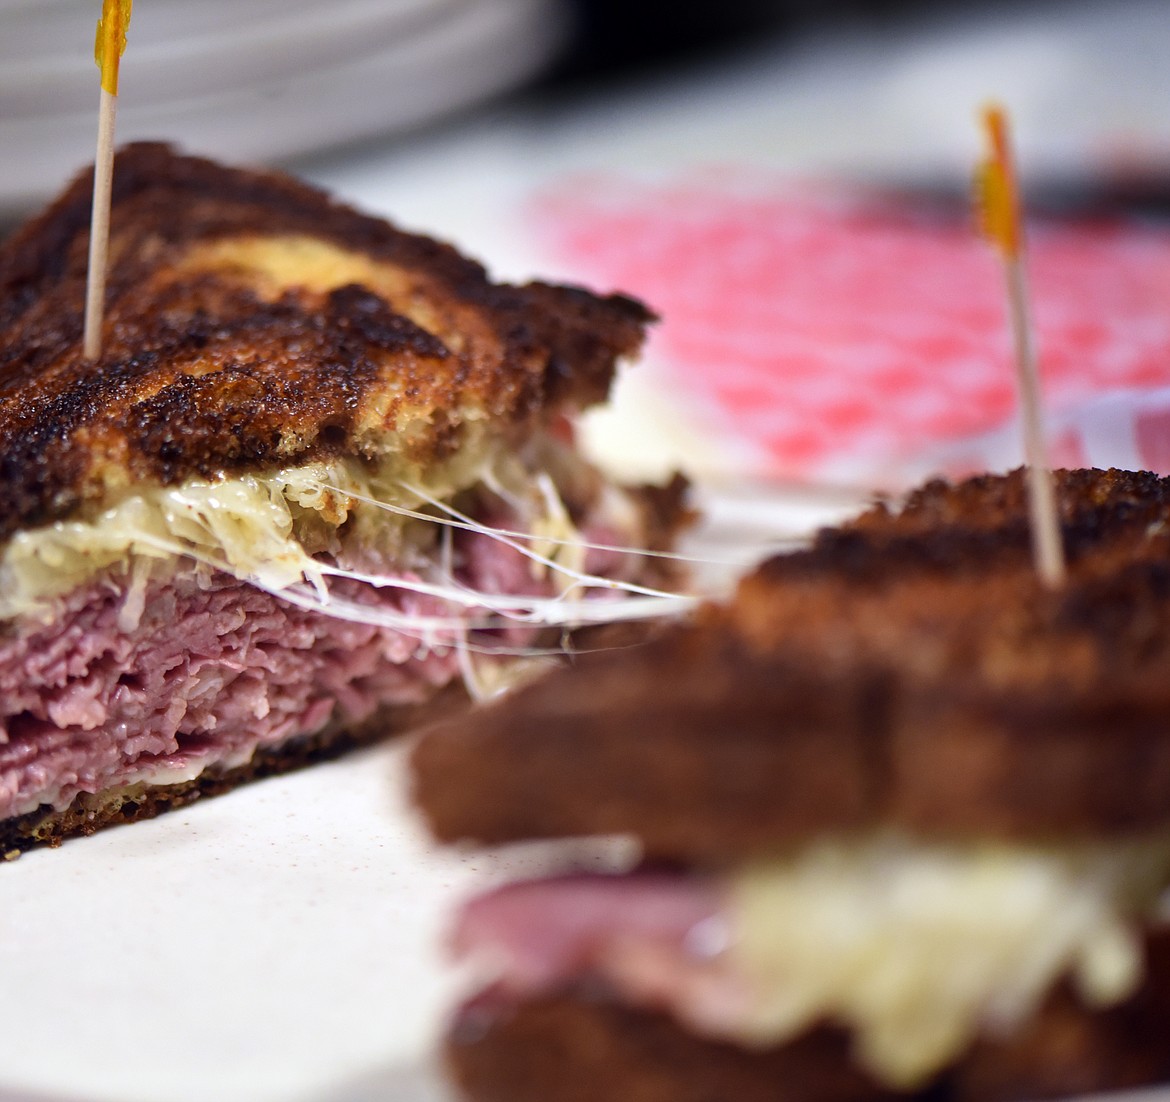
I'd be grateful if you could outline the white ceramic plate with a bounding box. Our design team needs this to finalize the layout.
[0,0,568,213]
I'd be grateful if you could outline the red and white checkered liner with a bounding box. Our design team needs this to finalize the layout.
[533,174,1170,487]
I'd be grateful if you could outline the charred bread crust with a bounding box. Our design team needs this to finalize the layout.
[413,468,1170,857]
[445,931,1170,1102]
[412,624,885,860]
[956,927,1170,1101]
[847,467,1170,540]
[0,682,469,858]
[0,143,653,544]
[447,994,892,1102]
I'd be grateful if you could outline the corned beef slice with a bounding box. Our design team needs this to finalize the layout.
[0,567,455,823]
[0,517,593,835]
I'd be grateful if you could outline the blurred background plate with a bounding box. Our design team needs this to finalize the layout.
[0,0,569,213]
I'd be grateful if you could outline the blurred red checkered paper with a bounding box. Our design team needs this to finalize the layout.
[532,173,1170,488]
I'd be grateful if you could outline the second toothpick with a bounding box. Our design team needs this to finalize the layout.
[977,103,1065,589]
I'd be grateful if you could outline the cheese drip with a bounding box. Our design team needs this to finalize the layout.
[729,834,1170,1088]
[0,453,491,622]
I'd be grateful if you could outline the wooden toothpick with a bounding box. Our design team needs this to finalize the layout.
[84,0,133,362]
[976,103,1066,588]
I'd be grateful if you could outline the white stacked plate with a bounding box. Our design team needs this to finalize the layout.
[0,0,569,213]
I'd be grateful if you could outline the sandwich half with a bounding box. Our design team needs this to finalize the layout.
[0,142,685,855]
[413,467,1170,1102]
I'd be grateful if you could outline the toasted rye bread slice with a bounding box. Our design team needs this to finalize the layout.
[412,468,1170,858]
[0,142,651,544]
[444,930,1170,1102]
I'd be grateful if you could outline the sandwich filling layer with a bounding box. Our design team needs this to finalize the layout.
[0,436,658,823]
[0,436,558,621]
[453,834,1170,1089]
[0,566,458,821]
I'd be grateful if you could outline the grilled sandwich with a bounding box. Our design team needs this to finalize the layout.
[413,467,1170,1102]
[0,142,684,855]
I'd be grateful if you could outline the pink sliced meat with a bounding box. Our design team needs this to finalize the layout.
[451,872,752,1034]
[0,510,638,822]
[0,567,461,820]
[453,873,723,990]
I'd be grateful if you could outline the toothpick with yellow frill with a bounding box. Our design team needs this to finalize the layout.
[83,0,133,362]
[975,103,1066,588]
